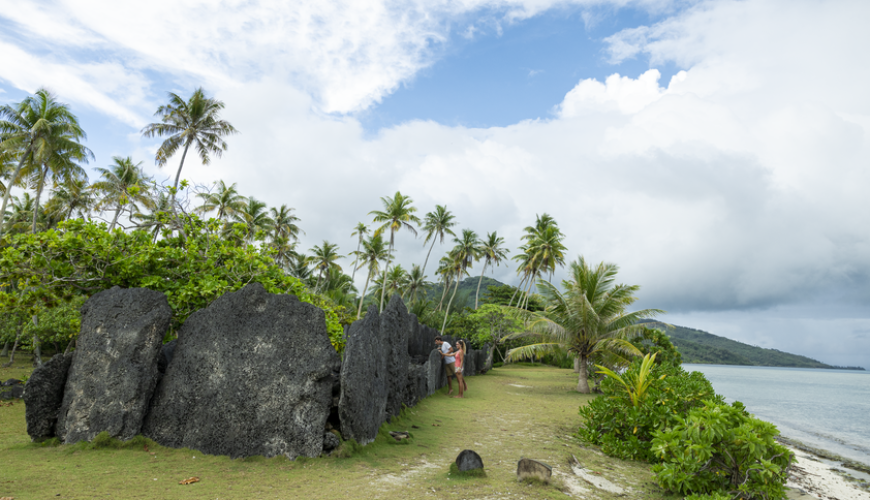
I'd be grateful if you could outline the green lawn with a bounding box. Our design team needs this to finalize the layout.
[1,363,672,500]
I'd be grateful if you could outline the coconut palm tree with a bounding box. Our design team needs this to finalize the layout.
[287,253,313,282]
[475,231,509,309]
[91,156,155,230]
[227,196,273,243]
[141,88,238,210]
[420,205,457,277]
[269,204,302,242]
[47,176,94,221]
[441,229,481,334]
[383,264,409,298]
[133,191,173,242]
[355,233,390,318]
[3,192,38,235]
[506,257,665,393]
[195,180,244,220]
[369,191,420,312]
[320,267,358,309]
[350,222,369,283]
[404,264,429,304]
[310,240,343,293]
[267,235,298,269]
[0,89,93,238]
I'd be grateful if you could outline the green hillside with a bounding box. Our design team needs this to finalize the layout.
[640,320,856,369]
[423,276,505,310]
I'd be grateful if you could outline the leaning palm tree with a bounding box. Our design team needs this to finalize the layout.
[369,191,420,312]
[269,204,302,242]
[350,222,369,283]
[310,241,343,293]
[506,256,665,393]
[475,231,509,309]
[141,88,238,210]
[91,156,155,230]
[195,180,244,220]
[0,88,93,238]
[355,233,391,318]
[441,229,481,334]
[420,205,457,277]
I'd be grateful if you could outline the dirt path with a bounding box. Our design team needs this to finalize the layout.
[1,364,664,500]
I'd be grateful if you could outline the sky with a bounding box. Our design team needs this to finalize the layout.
[1,0,869,369]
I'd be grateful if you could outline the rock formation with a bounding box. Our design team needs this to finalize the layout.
[24,353,72,440]
[338,306,387,445]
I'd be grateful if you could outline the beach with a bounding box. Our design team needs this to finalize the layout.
[787,446,870,500]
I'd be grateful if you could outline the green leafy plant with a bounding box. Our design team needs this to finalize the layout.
[651,401,794,500]
[595,352,662,407]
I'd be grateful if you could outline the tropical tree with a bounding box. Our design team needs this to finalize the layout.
[27,148,89,234]
[512,214,567,310]
[227,196,273,243]
[133,191,173,242]
[383,264,409,298]
[350,222,369,283]
[91,156,155,230]
[355,233,390,318]
[46,176,94,221]
[2,192,38,235]
[286,253,313,282]
[140,88,238,209]
[369,191,420,311]
[475,231,509,309]
[404,264,429,305]
[269,204,302,242]
[195,180,244,220]
[0,88,92,238]
[310,240,343,293]
[441,229,481,334]
[420,205,457,277]
[506,257,665,393]
[266,235,298,269]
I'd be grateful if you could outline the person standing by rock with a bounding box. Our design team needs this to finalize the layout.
[453,340,468,398]
[434,336,457,396]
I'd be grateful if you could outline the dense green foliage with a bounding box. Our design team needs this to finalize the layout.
[578,358,722,462]
[651,401,794,500]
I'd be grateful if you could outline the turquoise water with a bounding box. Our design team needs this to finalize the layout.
[683,364,870,467]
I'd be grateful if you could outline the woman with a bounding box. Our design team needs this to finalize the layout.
[452,340,468,398]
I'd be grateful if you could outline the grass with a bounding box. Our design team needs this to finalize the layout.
[0,363,674,500]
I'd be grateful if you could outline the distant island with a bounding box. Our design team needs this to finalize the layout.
[639,320,866,371]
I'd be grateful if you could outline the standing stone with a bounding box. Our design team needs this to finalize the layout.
[56,287,171,444]
[142,283,339,459]
[483,343,494,372]
[463,348,477,377]
[338,306,387,445]
[456,449,485,471]
[382,295,410,420]
[24,353,72,440]
[427,348,444,395]
[517,458,553,482]
[405,362,429,407]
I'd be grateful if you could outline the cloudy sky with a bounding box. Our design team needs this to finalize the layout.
[2,0,869,368]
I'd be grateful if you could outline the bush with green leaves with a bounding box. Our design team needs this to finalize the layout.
[651,401,794,500]
[578,358,722,462]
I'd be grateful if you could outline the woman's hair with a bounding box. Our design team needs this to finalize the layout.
[457,340,467,354]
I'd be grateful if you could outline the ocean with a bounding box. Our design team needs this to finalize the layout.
[683,364,870,468]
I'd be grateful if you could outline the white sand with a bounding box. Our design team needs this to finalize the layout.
[787,446,870,500]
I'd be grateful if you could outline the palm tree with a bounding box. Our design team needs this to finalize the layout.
[350,222,369,283]
[320,267,358,309]
[227,196,273,243]
[384,264,409,298]
[0,89,93,238]
[506,257,665,393]
[404,264,429,305]
[355,233,390,318]
[48,176,94,221]
[140,88,238,209]
[369,191,420,312]
[513,214,567,310]
[195,180,244,220]
[26,148,89,234]
[267,235,298,269]
[420,205,457,277]
[441,229,481,334]
[133,191,173,242]
[269,204,302,242]
[3,192,38,235]
[475,231,509,309]
[287,253,313,282]
[310,241,343,293]
[91,156,155,230]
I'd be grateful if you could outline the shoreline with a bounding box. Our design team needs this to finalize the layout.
[785,443,870,500]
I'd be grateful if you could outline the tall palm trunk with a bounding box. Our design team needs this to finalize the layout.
[421,238,437,277]
[357,271,372,319]
[31,164,48,234]
[170,141,192,208]
[577,354,591,393]
[440,271,462,334]
[475,260,489,309]
[521,272,536,310]
[379,232,395,312]
[0,145,31,237]
[437,273,452,311]
[574,356,581,373]
[109,205,122,231]
[508,274,527,307]
[351,237,362,283]
[1,341,8,358]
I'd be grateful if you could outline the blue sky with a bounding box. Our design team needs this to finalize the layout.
[1,0,869,368]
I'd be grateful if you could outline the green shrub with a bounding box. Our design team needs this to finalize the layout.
[651,401,793,500]
[578,359,721,462]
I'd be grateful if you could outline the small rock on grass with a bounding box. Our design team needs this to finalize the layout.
[517,458,553,483]
[456,449,484,472]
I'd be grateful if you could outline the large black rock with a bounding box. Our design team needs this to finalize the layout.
[427,348,444,395]
[156,339,177,374]
[405,362,429,407]
[338,306,387,444]
[56,287,171,444]
[382,295,410,420]
[463,348,477,377]
[24,353,72,440]
[142,283,339,459]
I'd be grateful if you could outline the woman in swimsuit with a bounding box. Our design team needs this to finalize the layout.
[453,340,468,398]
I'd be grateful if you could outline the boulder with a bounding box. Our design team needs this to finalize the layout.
[426,348,444,395]
[517,458,552,482]
[143,283,339,460]
[338,306,387,445]
[2,378,23,386]
[456,449,485,471]
[24,353,72,440]
[382,295,410,420]
[156,339,177,374]
[405,362,429,407]
[463,348,477,377]
[0,381,24,400]
[56,287,171,444]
